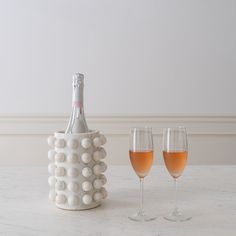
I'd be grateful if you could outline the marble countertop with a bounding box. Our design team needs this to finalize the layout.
[0,166,235,236]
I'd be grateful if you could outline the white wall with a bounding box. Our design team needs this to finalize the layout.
[0,0,236,114]
[0,1,236,166]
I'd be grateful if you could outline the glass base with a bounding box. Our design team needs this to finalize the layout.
[163,209,191,222]
[128,211,157,222]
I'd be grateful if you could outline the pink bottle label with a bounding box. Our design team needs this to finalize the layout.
[74,101,83,108]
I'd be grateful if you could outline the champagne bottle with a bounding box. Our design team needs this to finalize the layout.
[65,73,89,133]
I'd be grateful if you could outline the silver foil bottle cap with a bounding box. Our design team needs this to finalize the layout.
[73,73,84,86]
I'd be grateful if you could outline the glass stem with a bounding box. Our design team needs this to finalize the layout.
[139,177,144,215]
[173,178,179,215]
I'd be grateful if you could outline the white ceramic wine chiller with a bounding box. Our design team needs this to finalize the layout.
[47,130,107,210]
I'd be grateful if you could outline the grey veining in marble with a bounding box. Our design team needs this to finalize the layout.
[0,166,235,236]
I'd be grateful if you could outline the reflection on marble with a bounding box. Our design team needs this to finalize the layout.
[0,166,235,236]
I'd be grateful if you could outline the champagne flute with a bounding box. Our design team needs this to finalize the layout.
[129,127,157,221]
[162,126,191,221]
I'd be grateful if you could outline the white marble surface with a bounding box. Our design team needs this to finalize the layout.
[0,166,235,236]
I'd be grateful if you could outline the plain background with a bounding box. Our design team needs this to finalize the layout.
[0,0,235,166]
[0,0,236,115]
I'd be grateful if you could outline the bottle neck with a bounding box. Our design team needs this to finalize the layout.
[72,84,84,111]
[65,73,88,134]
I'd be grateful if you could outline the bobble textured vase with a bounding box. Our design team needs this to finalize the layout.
[47,130,107,210]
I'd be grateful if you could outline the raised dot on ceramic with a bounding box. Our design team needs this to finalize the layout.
[68,182,79,192]
[93,179,103,189]
[81,153,92,163]
[93,163,107,175]
[93,148,106,161]
[82,194,92,205]
[68,196,79,206]
[82,181,92,192]
[49,189,57,201]
[100,148,107,159]
[93,192,103,202]
[56,194,67,204]
[55,181,66,191]
[55,153,66,162]
[100,174,107,185]
[48,149,56,162]
[93,151,102,162]
[82,167,92,177]
[55,139,65,148]
[93,165,102,175]
[99,134,107,145]
[48,176,57,187]
[47,136,55,147]
[55,167,66,177]
[100,162,107,172]
[93,137,102,147]
[67,153,78,163]
[68,168,79,177]
[81,138,91,149]
[48,163,57,175]
[67,139,78,149]
[101,187,108,199]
